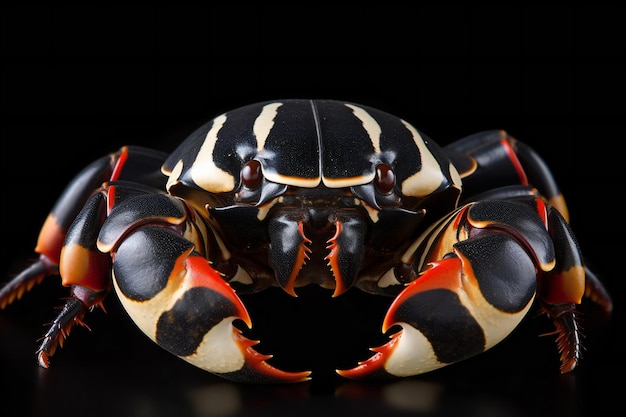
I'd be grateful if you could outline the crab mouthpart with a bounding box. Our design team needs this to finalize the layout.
[268,210,367,297]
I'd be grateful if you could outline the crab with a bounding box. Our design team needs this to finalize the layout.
[1,99,612,383]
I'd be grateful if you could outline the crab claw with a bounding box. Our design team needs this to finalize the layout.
[339,233,537,379]
[108,224,310,383]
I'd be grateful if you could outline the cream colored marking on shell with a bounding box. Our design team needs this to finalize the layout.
[185,318,246,373]
[228,265,253,285]
[361,200,380,223]
[345,104,381,153]
[112,268,189,340]
[191,114,236,193]
[384,286,534,377]
[254,102,282,151]
[400,121,446,198]
[165,160,185,191]
[384,324,442,377]
[256,198,278,221]
[377,268,401,288]
[322,174,375,188]
[263,172,321,188]
[449,161,463,190]
[460,276,534,349]
[113,269,246,374]
[399,209,459,266]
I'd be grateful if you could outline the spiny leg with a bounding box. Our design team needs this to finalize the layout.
[0,258,58,309]
[538,266,613,374]
[539,302,581,374]
[33,191,112,367]
[535,204,612,373]
[37,286,106,368]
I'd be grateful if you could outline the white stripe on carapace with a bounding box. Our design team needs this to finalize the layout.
[191,114,236,193]
[263,172,322,188]
[254,102,282,151]
[400,121,447,198]
[345,103,381,153]
[262,173,377,189]
[322,173,375,188]
[112,268,246,374]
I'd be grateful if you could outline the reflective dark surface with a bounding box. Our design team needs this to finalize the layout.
[1,4,623,417]
[0,268,619,417]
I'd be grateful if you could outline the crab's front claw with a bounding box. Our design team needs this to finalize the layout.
[339,233,538,380]
[105,220,310,383]
[117,245,310,383]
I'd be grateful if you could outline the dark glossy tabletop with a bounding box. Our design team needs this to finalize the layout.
[1,273,619,417]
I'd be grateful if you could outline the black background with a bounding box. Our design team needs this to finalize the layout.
[1,5,623,417]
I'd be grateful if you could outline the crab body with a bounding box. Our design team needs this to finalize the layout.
[1,99,612,382]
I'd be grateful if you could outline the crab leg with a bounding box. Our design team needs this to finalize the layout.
[0,146,168,310]
[3,189,112,366]
[36,286,107,368]
[0,261,55,309]
[0,157,114,310]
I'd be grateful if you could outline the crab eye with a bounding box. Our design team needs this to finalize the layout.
[375,163,395,194]
[241,159,263,189]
